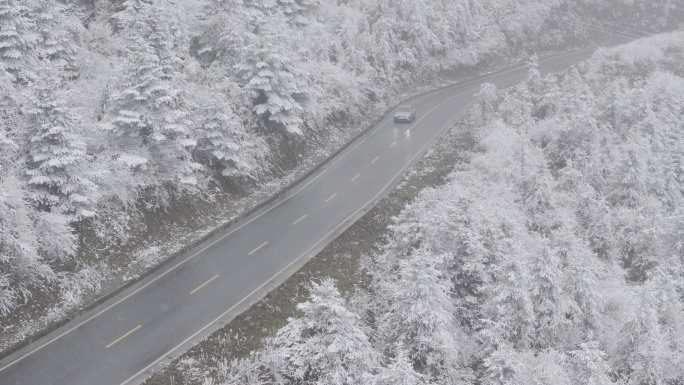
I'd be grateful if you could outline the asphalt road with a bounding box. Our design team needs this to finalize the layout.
[0,46,603,385]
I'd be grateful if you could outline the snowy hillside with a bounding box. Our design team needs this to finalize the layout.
[219,32,684,385]
[0,0,679,351]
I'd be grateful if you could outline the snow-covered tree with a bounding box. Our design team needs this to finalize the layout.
[109,37,172,140]
[107,4,202,193]
[25,87,95,219]
[238,43,310,136]
[0,0,39,82]
[0,173,54,317]
[31,0,79,77]
[607,273,684,385]
[246,0,319,19]
[110,0,153,32]
[225,279,382,385]
[483,347,573,385]
[195,107,265,181]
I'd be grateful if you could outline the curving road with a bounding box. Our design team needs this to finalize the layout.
[0,46,605,385]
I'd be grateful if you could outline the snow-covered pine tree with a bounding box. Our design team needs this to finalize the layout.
[608,276,684,385]
[110,0,153,32]
[225,279,381,385]
[373,348,425,385]
[564,342,614,385]
[275,0,319,25]
[31,0,78,78]
[1,129,72,311]
[152,108,204,189]
[195,107,264,182]
[483,347,573,385]
[140,7,204,189]
[25,87,94,219]
[372,249,472,384]
[107,0,207,194]
[247,0,319,16]
[238,43,309,136]
[108,33,171,160]
[0,171,53,317]
[362,0,484,83]
[0,0,39,82]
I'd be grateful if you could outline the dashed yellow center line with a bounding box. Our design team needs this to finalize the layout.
[371,155,381,164]
[350,173,361,183]
[248,241,269,256]
[106,324,142,349]
[190,274,220,295]
[292,214,308,225]
[324,193,337,203]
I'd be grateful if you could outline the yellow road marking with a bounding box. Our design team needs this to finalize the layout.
[292,214,308,225]
[190,274,220,295]
[106,324,142,349]
[248,241,269,256]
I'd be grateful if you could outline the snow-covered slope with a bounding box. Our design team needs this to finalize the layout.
[220,31,684,385]
[0,0,678,351]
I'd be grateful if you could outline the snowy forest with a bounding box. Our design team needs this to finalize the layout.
[0,0,680,356]
[218,32,684,385]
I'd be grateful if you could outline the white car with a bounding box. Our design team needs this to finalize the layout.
[393,105,416,123]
